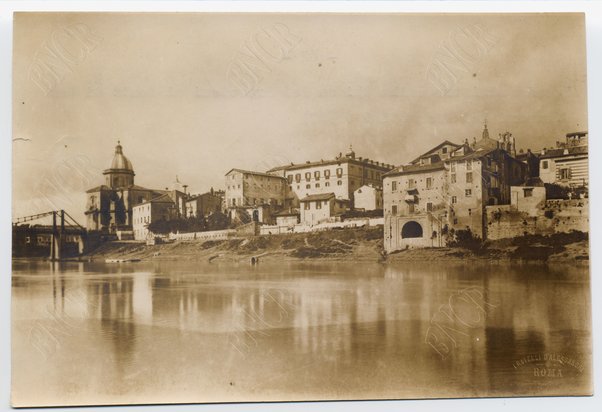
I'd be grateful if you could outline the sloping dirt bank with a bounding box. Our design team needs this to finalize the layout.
[84,228,589,264]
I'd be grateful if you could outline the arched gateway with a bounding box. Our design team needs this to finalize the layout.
[401,221,423,238]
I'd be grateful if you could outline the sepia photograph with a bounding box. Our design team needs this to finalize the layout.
[10,10,592,408]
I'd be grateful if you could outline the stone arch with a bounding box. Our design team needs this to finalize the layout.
[401,221,423,238]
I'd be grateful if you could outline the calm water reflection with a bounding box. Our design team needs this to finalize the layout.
[11,260,591,406]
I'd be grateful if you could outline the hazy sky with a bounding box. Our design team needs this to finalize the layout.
[12,13,587,222]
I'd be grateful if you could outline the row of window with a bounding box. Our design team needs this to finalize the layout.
[541,162,572,181]
[450,159,473,172]
[303,200,329,210]
[134,215,150,224]
[389,193,474,216]
[450,172,472,184]
[293,180,343,190]
[391,177,434,191]
[390,172,491,192]
[227,182,282,190]
[287,168,344,183]
[229,198,283,207]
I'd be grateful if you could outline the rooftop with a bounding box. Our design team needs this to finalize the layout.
[300,193,336,202]
[384,162,446,178]
[409,140,461,164]
[225,168,287,179]
[267,154,395,173]
[133,193,175,207]
[540,145,588,159]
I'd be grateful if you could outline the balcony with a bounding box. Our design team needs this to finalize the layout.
[404,194,418,203]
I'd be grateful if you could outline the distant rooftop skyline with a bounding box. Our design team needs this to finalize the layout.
[13,13,587,223]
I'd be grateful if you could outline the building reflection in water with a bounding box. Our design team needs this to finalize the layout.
[12,259,590,400]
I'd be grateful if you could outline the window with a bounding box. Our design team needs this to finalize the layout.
[392,181,397,191]
[287,175,293,184]
[451,173,456,183]
[451,196,457,204]
[295,173,301,183]
[451,162,456,172]
[466,160,472,171]
[391,205,398,215]
[465,189,472,197]
[408,179,415,189]
[426,177,433,189]
[524,188,534,197]
[305,172,311,181]
[559,168,571,180]
[297,185,300,189]
[442,147,448,154]
[237,184,240,189]
[542,160,549,170]
[408,203,415,213]
[324,169,331,178]
[304,202,310,210]
[315,183,320,188]
[490,176,499,188]
[314,171,320,180]
[316,201,322,209]
[325,181,330,187]
[427,202,433,212]
[336,167,343,178]
[466,172,473,183]
[306,184,311,189]
[337,180,342,186]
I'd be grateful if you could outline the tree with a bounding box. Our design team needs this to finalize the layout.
[206,211,230,231]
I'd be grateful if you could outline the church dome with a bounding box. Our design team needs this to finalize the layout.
[110,141,134,171]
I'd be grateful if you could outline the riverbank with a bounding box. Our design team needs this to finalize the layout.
[84,227,589,264]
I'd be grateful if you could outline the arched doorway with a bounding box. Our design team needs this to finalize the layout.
[401,221,423,238]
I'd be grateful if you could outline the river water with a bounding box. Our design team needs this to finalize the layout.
[11,259,592,407]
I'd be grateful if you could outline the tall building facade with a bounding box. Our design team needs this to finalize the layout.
[224,168,288,224]
[384,128,527,251]
[267,147,394,207]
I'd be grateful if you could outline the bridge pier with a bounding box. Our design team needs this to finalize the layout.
[49,210,65,261]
